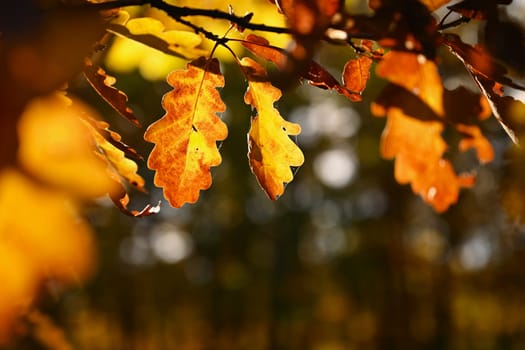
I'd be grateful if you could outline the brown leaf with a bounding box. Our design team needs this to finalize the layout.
[448,0,512,20]
[342,56,373,101]
[83,58,140,127]
[443,33,525,91]
[242,34,360,100]
[144,57,228,207]
[110,191,161,217]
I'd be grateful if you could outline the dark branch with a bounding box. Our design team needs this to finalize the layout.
[70,0,292,35]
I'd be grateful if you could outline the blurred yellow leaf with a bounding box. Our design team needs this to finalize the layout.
[145,57,227,207]
[0,169,96,342]
[241,57,304,200]
[17,93,119,199]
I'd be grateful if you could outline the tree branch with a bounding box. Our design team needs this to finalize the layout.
[71,0,292,35]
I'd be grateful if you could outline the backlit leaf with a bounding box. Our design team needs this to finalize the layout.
[83,58,140,127]
[0,169,96,340]
[419,0,452,11]
[17,93,119,199]
[342,56,373,101]
[241,57,304,200]
[107,17,208,59]
[82,117,145,192]
[144,57,228,208]
[373,51,474,212]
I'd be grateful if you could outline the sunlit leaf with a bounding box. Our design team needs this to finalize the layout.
[82,117,145,192]
[373,51,475,212]
[83,58,140,127]
[342,56,373,101]
[241,57,304,200]
[107,17,208,59]
[17,93,119,199]
[144,57,228,208]
[419,0,452,11]
[0,243,36,344]
[0,169,96,341]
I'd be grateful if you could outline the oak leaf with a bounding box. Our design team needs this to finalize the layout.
[107,16,208,59]
[17,93,119,199]
[373,51,475,212]
[342,56,373,101]
[0,169,95,341]
[144,57,228,208]
[83,58,140,127]
[242,34,360,100]
[241,57,304,200]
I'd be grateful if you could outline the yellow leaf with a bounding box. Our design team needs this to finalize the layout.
[0,169,96,341]
[0,169,96,283]
[17,93,118,199]
[82,118,145,192]
[0,243,36,344]
[107,17,207,60]
[144,57,228,207]
[241,57,304,200]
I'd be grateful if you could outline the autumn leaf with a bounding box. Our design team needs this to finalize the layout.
[447,0,512,20]
[419,0,452,11]
[241,57,304,200]
[372,51,475,212]
[242,34,360,100]
[0,169,96,341]
[17,92,119,199]
[443,33,525,91]
[82,117,145,192]
[107,16,208,60]
[83,58,140,127]
[342,56,373,101]
[144,57,228,208]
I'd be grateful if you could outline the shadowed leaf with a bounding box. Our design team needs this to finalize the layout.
[443,33,525,91]
[241,57,304,200]
[83,58,140,127]
[144,57,228,208]
[242,34,359,100]
[107,17,207,59]
[448,0,512,20]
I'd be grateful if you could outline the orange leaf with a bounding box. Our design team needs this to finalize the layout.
[144,57,227,207]
[373,51,473,212]
[241,57,304,200]
[342,56,373,101]
[419,0,452,11]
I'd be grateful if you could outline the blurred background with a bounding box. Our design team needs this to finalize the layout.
[7,1,525,349]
